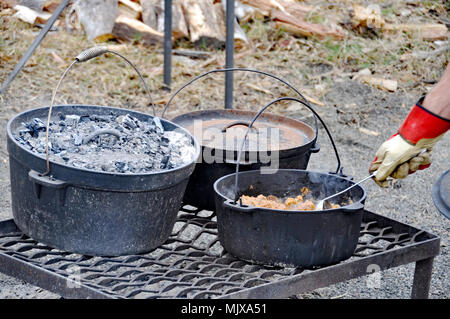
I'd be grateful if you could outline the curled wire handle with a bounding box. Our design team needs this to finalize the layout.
[161,68,319,139]
[74,46,155,114]
[75,46,109,62]
[221,121,258,133]
[82,128,121,145]
[43,46,155,176]
[233,97,342,203]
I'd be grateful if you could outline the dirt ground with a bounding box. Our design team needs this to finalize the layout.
[0,0,449,299]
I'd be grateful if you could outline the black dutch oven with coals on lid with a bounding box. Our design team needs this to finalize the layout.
[164,68,321,210]
[6,47,200,256]
[214,97,366,268]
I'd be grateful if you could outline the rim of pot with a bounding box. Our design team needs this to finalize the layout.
[171,109,318,154]
[213,169,367,214]
[7,104,201,177]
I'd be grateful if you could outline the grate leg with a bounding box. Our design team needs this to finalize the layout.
[411,257,434,299]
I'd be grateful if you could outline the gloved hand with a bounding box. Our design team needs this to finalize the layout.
[370,97,449,187]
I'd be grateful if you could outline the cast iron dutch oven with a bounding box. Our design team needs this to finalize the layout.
[164,68,320,210]
[214,97,366,267]
[6,48,200,256]
[432,169,450,219]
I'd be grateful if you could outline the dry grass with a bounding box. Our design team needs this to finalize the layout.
[0,0,448,119]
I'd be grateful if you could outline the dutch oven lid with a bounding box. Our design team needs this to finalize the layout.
[432,169,450,219]
[171,109,316,153]
[7,105,201,192]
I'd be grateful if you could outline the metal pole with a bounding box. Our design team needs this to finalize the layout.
[0,0,70,95]
[163,0,172,90]
[225,0,235,109]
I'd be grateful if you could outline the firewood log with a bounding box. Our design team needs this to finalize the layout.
[112,15,163,45]
[13,4,51,24]
[351,4,448,41]
[141,0,188,39]
[214,2,248,49]
[73,0,118,41]
[272,9,345,40]
[118,0,142,20]
[159,0,188,39]
[383,23,448,41]
[141,0,159,30]
[240,0,312,17]
[181,0,225,47]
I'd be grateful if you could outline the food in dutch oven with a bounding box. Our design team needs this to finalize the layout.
[15,113,196,174]
[240,186,344,211]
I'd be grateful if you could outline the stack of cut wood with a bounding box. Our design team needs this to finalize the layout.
[7,1,447,47]
[7,0,348,47]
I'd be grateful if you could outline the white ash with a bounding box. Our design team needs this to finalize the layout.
[15,113,196,174]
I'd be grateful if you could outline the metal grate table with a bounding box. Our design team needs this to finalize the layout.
[0,205,440,299]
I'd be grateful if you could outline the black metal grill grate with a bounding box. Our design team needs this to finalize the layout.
[0,206,438,299]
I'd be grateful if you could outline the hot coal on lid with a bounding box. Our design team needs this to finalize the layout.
[14,113,196,174]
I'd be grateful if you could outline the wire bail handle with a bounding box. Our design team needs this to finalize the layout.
[160,67,319,139]
[233,96,342,203]
[43,46,155,176]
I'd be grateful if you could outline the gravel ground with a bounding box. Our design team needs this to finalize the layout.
[0,79,448,299]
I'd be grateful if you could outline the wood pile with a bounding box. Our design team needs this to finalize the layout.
[4,0,347,47]
[4,1,447,47]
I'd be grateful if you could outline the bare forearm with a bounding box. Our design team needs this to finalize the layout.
[422,64,450,119]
